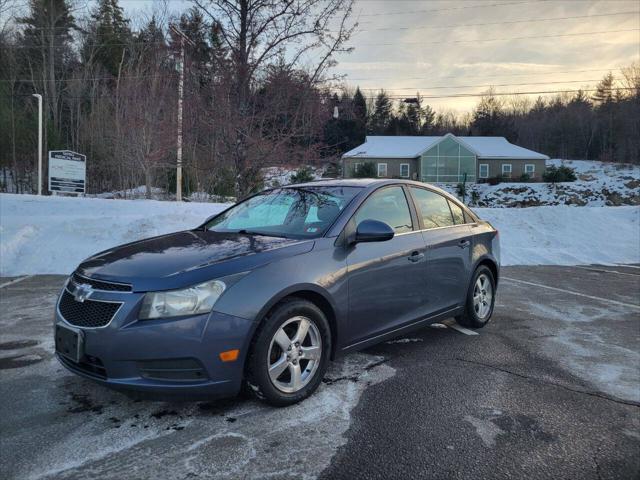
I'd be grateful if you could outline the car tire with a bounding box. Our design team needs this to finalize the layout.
[456,265,496,329]
[245,297,331,407]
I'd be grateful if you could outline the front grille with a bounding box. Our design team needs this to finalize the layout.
[58,290,122,328]
[72,272,132,292]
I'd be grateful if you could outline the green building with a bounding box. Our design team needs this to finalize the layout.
[342,133,549,183]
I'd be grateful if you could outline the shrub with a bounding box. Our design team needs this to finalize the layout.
[470,191,480,205]
[352,162,377,178]
[456,182,467,201]
[289,166,315,184]
[543,165,577,183]
[518,173,531,182]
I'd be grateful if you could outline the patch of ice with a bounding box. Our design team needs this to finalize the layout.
[464,415,505,448]
[386,337,423,344]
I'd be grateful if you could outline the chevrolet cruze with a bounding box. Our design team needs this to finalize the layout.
[54,179,499,406]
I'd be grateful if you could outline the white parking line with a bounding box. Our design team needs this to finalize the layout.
[0,276,32,289]
[441,319,479,336]
[575,266,640,277]
[502,276,640,311]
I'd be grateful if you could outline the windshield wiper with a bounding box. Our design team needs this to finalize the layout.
[237,229,289,239]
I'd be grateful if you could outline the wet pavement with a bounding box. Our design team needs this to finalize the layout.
[1,266,638,479]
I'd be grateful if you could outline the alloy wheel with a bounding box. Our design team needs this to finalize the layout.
[473,273,493,320]
[267,316,322,393]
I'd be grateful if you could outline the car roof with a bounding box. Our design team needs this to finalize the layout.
[282,178,453,196]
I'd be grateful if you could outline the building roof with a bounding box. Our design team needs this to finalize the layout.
[342,133,549,160]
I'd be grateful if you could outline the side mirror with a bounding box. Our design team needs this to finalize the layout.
[353,219,395,244]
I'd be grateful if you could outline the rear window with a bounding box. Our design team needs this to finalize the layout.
[409,187,454,229]
[448,200,465,225]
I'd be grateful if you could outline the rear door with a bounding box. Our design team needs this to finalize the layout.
[408,187,473,315]
[344,186,429,346]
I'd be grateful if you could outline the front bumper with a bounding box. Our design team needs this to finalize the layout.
[54,285,256,399]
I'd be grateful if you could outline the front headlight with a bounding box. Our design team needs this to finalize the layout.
[139,279,226,319]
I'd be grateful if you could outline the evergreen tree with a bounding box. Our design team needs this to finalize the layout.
[421,104,436,134]
[592,72,615,105]
[370,90,392,134]
[352,87,367,124]
[17,0,76,163]
[471,90,516,140]
[88,0,131,76]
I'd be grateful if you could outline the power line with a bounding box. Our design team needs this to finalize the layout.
[362,88,635,100]
[23,9,638,36]
[357,0,546,18]
[347,68,624,82]
[2,87,632,101]
[3,27,637,50]
[355,11,639,33]
[0,74,174,83]
[358,79,606,92]
[361,28,640,47]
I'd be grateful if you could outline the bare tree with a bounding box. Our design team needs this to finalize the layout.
[193,0,355,197]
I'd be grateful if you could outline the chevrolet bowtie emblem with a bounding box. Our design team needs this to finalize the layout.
[73,283,93,303]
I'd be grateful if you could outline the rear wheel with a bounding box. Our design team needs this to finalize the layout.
[245,298,331,406]
[456,265,495,328]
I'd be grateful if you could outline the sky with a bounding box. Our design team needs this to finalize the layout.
[6,0,637,113]
[334,0,639,111]
[114,0,639,112]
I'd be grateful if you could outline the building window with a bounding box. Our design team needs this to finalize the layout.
[377,163,388,177]
[420,137,476,183]
[502,164,512,178]
[400,163,410,178]
[479,163,489,179]
[525,164,535,176]
[354,162,362,173]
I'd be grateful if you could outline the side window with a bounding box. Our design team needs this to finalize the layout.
[463,209,475,224]
[448,200,465,225]
[409,187,454,229]
[354,186,413,234]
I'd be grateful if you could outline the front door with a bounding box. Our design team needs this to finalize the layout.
[344,186,429,346]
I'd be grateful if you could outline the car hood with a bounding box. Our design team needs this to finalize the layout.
[78,230,313,291]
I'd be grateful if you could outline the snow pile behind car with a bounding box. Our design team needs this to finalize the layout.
[1,193,638,276]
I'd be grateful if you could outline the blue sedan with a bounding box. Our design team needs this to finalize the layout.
[54,179,499,406]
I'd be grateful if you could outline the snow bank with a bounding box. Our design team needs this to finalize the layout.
[439,159,640,207]
[1,194,638,276]
[0,194,229,276]
[479,206,639,266]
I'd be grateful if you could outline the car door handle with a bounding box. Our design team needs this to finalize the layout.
[408,251,425,262]
[458,240,471,249]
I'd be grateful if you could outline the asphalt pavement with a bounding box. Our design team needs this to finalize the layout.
[1,266,639,479]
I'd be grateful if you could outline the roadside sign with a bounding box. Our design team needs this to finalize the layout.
[48,150,86,194]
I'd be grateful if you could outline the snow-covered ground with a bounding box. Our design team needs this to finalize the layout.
[1,194,638,276]
[441,159,640,207]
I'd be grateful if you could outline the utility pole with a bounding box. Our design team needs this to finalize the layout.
[32,93,43,195]
[170,25,195,202]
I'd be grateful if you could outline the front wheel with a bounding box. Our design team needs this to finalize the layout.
[456,266,496,328]
[245,298,331,406]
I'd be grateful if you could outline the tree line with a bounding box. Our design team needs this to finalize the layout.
[327,67,639,164]
[1,0,638,199]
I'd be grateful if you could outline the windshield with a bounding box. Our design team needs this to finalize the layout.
[205,186,362,238]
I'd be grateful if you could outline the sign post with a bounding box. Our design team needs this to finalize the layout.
[48,150,86,195]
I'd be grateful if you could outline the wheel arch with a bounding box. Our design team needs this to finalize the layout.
[251,283,339,360]
[474,256,499,286]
